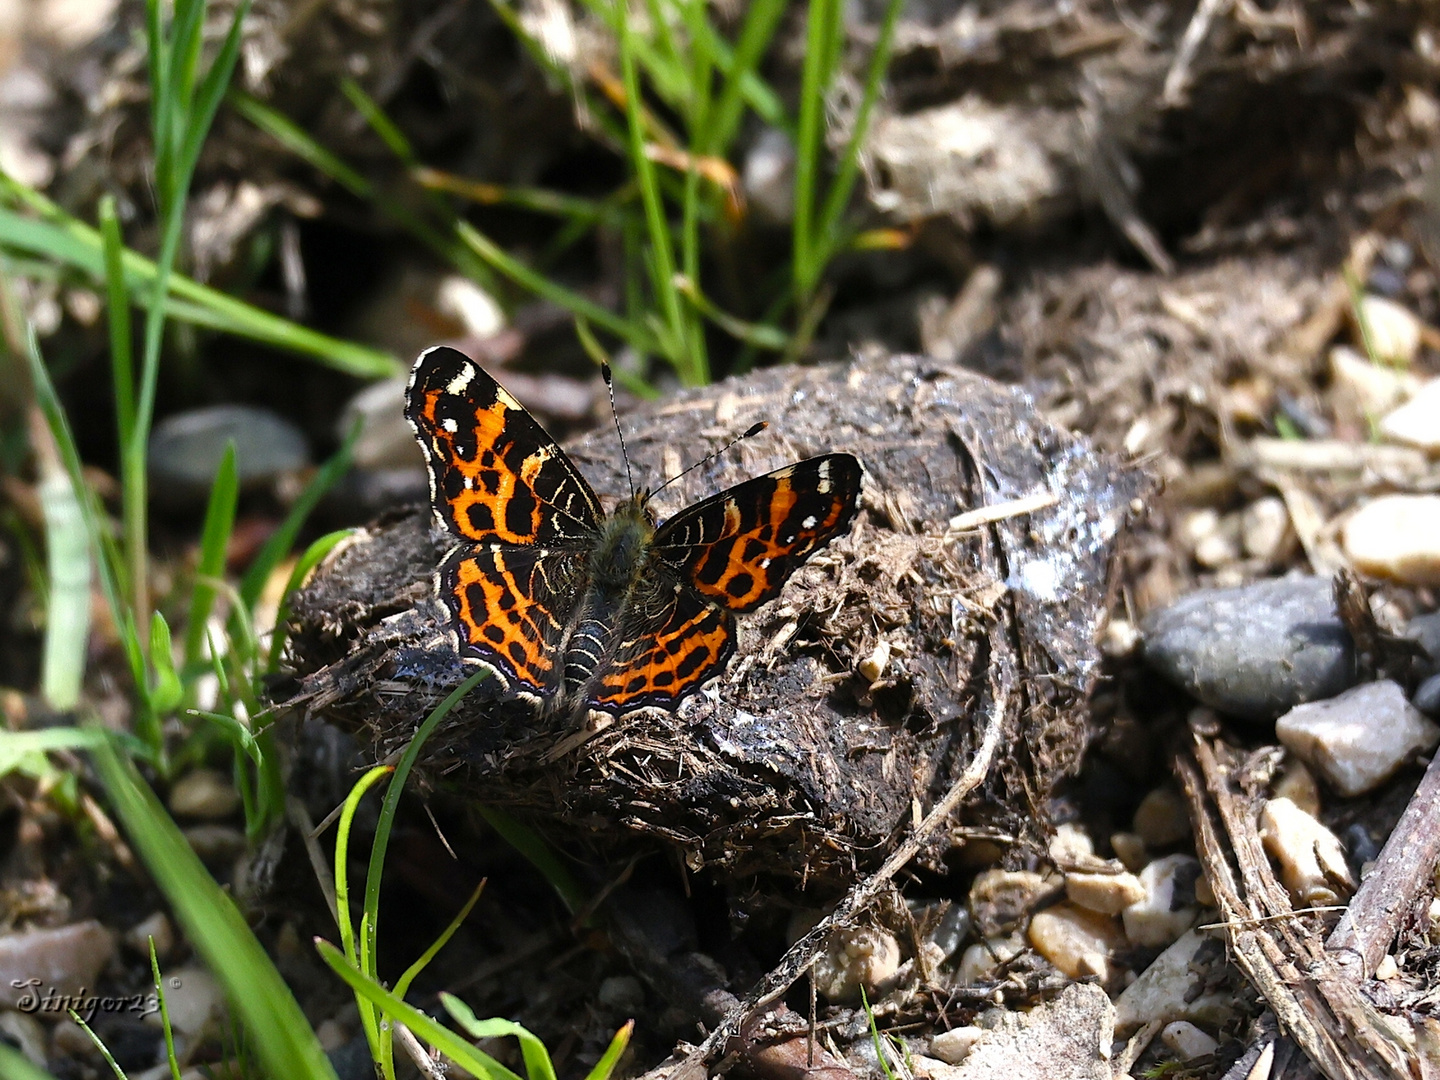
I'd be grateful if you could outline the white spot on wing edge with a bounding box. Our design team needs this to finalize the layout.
[446,364,475,395]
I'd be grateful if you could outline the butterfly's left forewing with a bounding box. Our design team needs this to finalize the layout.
[405,345,603,546]
[651,453,862,612]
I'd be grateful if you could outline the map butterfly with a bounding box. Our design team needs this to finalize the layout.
[405,345,862,718]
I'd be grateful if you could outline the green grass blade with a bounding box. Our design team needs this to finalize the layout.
[177,0,253,187]
[341,78,417,164]
[441,1001,558,1080]
[0,1043,60,1080]
[34,415,91,711]
[91,737,339,1080]
[582,1019,633,1080]
[475,806,585,915]
[333,764,392,1064]
[99,196,135,451]
[148,611,183,714]
[316,940,525,1080]
[811,0,901,271]
[236,434,354,613]
[792,0,840,297]
[393,879,484,1001]
[702,0,789,152]
[184,443,238,668]
[0,197,399,377]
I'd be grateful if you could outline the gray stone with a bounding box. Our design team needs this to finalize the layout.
[1276,680,1440,797]
[1141,577,1355,722]
[0,921,115,1012]
[1408,611,1440,676]
[1416,674,1440,717]
[149,405,308,504]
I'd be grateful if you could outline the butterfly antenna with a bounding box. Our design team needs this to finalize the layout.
[601,362,637,499]
[650,421,768,500]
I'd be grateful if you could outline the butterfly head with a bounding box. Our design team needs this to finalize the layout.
[591,494,656,593]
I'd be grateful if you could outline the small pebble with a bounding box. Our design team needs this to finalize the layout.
[1352,293,1423,365]
[1275,680,1440,797]
[596,975,643,1012]
[1272,759,1322,817]
[149,405,308,506]
[1409,611,1440,675]
[149,965,223,1036]
[435,276,505,339]
[1415,674,1440,717]
[1379,378,1440,452]
[1329,345,1418,418]
[1027,903,1124,982]
[1113,930,1234,1035]
[968,869,1056,937]
[1259,797,1355,906]
[1133,786,1192,848]
[923,984,1114,1079]
[1065,869,1146,916]
[1375,954,1400,980]
[956,932,1025,985]
[169,768,241,820]
[49,1017,94,1060]
[1343,495,1440,586]
[337,375,420,471]
[182,824,248,862]
[929,1027,984,1065]
[743,127,796,225]
[1110,832,1147,872]
[1240,496,1292,563]
[1161,1020,1219,1061]
[1141,576,1356,722]
[811,926,902,1002]
[1101,616,1140,658]
[0,921,115,1010]
[1047,822,1095,864]
[124,912,175,959]
[1122,855,1202,947]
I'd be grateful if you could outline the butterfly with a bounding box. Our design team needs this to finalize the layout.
[404,345,862,719]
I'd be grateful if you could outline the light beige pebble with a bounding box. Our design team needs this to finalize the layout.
[1380,377,1440,452]
[1193,512,1241,569]
[1343,496,1440,586]
[957,932,1026,985]
[1329,344,1418,417]
[1048,822,1095,864]
[1027,903,1125,982]
[1110,832,1147,872]
[1132,787,1191,848]
[1102,616,1141,658]
[969,869,1056,937]
[169,768,242,819]
[1272,759,1322,817]
[181,824,247,861]
[435,275,505,338]
[1352,294,1423,364]
[147,966,223,1036]
[1375,954,1400,980]
[1123,855,1202,947]
[1259,797,1355,907]
[1114,929,1235,1035]
[1161,1020,1219,1061]
[811,925,902,1002]
[929,1026,985,1065]
[1241,496,1292,563]
[1276,680,1440,797]
[923,984,1115,1080]
[909,1054,965,1080]
[124,912,175,959]
[0,920,115,1011]
[1065,869,1147,915]
[50,1017,96,1059]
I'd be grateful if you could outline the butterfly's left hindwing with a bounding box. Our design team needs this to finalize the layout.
[589,582,734,712]
[651,454,862,613]
[406,345,603,546]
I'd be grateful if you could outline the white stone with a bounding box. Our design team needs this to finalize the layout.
[1259,797,1355,906]
[124,913,175,959]
[1114,930,1235,1035]
[922,984,1114,1080]
[337,375,419,470]
[146,966,223,1036]
[957,932,1025,985]
[1048,822,1095,864]
[1122,855,1202,947]
[811,926,902,1002]
[435,275,505,338]
[1272,759,1322,817]
[1380,378,1440,452]
[1027,903,1125,982]
[1241,496,1293,563]
[1376,954,1400,980]
[1161,1021,1219,1061]
[929,1026,985,1065]
[1329,345,1418,417]
[1276,680,1440,797]
[1343,496,1440,586]
[1352,294,1423,365]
